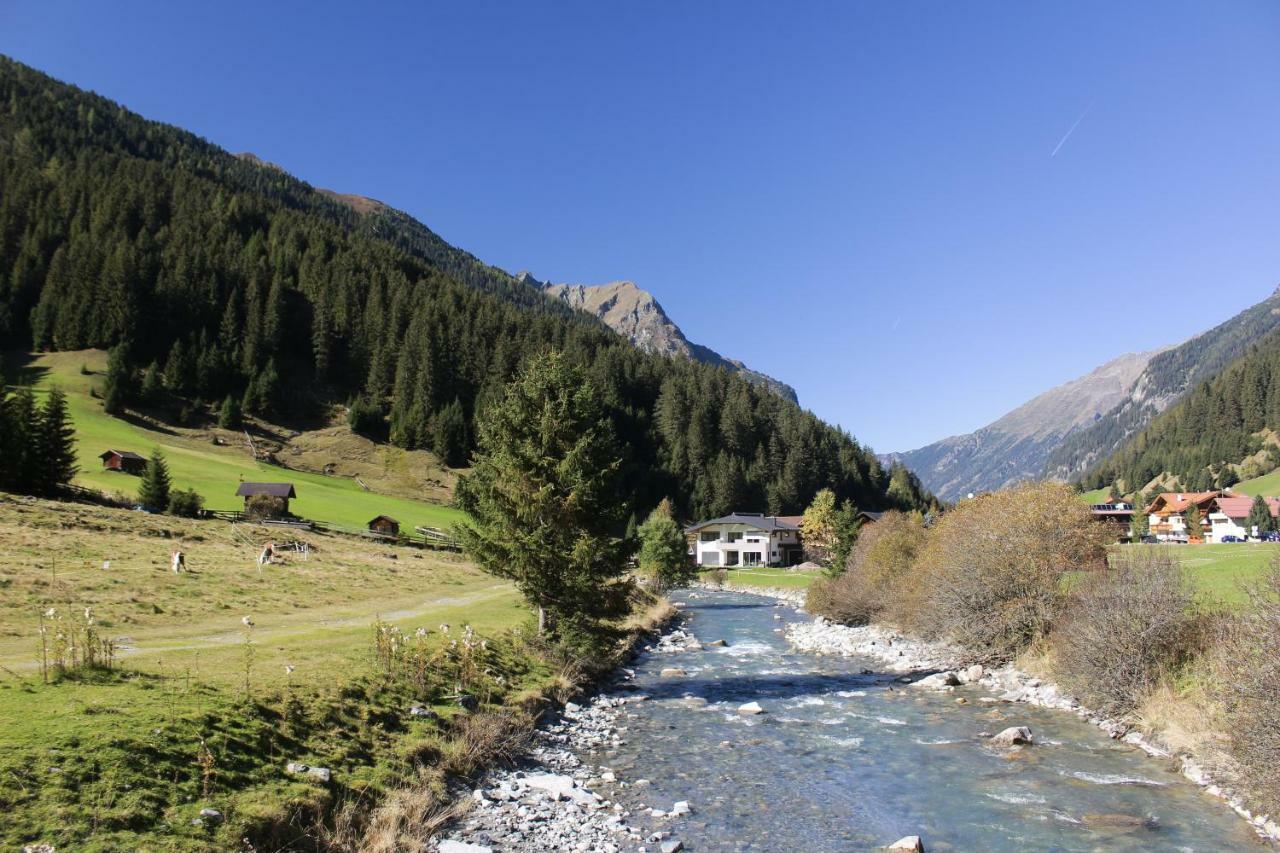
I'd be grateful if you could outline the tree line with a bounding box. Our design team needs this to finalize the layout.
[0,386,77,495]
[0,56,937,521]
[1081,328,1280,493]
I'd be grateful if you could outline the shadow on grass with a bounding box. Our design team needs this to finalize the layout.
[1,350,49,389]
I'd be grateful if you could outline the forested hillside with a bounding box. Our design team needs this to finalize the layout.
[1081,329,1280,492]
[0,56,935,520]
[1045,288,1280,481]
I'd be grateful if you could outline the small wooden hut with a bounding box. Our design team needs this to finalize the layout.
[368,515,400,536]
[99,449,146,475]
[235,482,297,514]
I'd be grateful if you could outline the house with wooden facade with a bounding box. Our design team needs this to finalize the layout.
[99,449,146,475]
[367,515,400,536]
[1145,491,1221,542]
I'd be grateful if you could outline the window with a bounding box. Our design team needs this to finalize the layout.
[700,531,719,542]
[746,536,761,543]
[743,552,763,566]
[727,531,743,543]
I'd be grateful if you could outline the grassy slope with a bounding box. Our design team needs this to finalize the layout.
[1078,487,1110,504]
[0,493,537,849]
[4,350,462,532]
[1230,466,1280,497]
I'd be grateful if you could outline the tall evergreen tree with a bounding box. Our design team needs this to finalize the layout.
[636,498,693,591]
[34,387,77,494]
[137,448,172,511]
[1246,494,1275,535]
[456,352,628,639]
[102,343,134,415]
[431,398,470,468]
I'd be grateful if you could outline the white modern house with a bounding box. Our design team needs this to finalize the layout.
[1206,494,1280,542]
[685,512,803,567]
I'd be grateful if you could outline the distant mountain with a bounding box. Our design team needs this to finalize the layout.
[886,350,1160,501]
[526,275,799,402]
[1045,287,1280,482]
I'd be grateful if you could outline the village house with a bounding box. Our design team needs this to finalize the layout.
[367,515,400,536]
[1205,494,1280,542]
[1145,491,1221,542]
[235,482,297,515]
[685,512,804,568]
[98,449,146,475]
[1089,498,1135,541]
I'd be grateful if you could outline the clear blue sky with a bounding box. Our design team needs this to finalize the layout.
[5,2,1280,452]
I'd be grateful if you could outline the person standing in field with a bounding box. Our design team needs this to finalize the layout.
[257,541,275,569]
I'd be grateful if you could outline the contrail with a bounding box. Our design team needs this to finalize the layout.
[1051,102,1093,157]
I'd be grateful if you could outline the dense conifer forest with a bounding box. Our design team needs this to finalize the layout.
[0,56,936,520]
[1081,329,1280,492]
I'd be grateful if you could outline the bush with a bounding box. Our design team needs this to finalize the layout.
[167,488,205,518]
[806,511,925,625]
[915,483,1107,663]
[1053,550,1200,717]
[1214,565,1280,816]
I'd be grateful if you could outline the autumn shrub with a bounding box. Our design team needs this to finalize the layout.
[914,482,1107,663]
[1053,550,1201,718]
[1213,565,1280,816]
[807,511,926,625]
[166,487,204,517]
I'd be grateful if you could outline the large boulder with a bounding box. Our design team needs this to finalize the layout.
[660,667,687,677]
[990,726,1034,746]
[886,836,925,851]
[738,701,765,715]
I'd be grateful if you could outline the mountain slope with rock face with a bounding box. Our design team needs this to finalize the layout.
[528,275,799,402]
[886,350,1161,501]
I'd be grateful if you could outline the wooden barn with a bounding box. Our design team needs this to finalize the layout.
[368,515,400,536]
[99,449,146,475]
[235,482,297,514]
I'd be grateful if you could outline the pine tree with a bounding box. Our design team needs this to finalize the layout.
[6,387,39,492]
[431,398,469,467]
[637,498,693,591]
[830,498,862,572]
[34,387,77,494]
[1246,494,1275,536]
[138,448,172,511]
[102,343,134,415]
[1130,491,1149,541]
[455,352,628,639]
[1183,504,1204,541]
[218,394,241,429]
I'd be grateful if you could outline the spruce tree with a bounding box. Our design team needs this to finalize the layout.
[637,498,693,591]
[218,394,241,429]
[102,343,134,415]
[1130,491,1149,540]
[1246,494,1275,535]
[456,351,627,639]
[431,398,469,467]
[138,448,172,511]
[35,387,77,494]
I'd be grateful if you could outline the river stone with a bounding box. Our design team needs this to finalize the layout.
[738,701,765,715]
[438,842,495,853]
[706,639,727,647]
[660,667,686,677]
[1081,813,1158,830]
[990,726,1034,746]
[886,836,925,851]
[963,664,985,683]
[671,800,691,816]
[661,840,684,853]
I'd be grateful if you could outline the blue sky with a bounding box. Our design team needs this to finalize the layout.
[5,2,1280,452]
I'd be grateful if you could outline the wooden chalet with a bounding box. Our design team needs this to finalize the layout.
[1146,490,1221,541]
[367,515,400,536]
[99,449,146,475]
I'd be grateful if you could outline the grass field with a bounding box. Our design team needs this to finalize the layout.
[3,350,463,532]
[699,566,818,589]
[0,492,546,849]
[1117,542,1279,605]
[1078,487,1111,504]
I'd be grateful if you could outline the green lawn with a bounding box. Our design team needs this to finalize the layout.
[700,566,818,589]
[1078,487,1111,504]
[4,350,462,532]
[1115,542,1278,605]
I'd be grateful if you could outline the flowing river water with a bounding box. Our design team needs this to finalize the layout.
[579,588,1265,851]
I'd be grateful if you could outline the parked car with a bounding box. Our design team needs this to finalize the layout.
[1220,535,1242,543]
[1140,534,1159,544]
[1261,531,1280,543]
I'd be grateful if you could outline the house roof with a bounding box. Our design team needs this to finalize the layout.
[99,449,145,461]
[775,515,804,527]
[368,515,400,525]
[236,482,297,499]
[860,510,885,523]
[1147,491,1220,515]
[1211,495,1280,520]
[684,512,800,533]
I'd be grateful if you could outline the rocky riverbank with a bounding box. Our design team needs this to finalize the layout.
[786,615,1280,842]
[431,626,707,853]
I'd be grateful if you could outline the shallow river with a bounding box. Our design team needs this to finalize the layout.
[586,589,1264,851]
